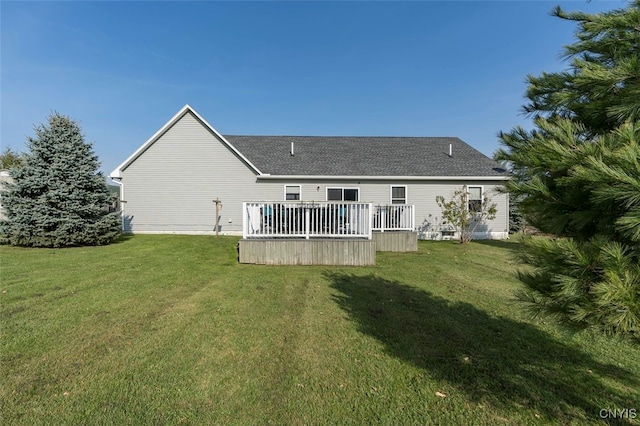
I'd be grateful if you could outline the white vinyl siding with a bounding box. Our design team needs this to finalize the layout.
[120,111,284,234]
[278,181,507,237]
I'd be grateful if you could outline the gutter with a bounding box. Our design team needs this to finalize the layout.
[256,174,511,181]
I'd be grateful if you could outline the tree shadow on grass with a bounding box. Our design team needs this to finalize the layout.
[473,238,522,254]
[110,233,135,245]
[325,272,639,424]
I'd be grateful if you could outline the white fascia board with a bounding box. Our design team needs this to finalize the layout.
[256,175,510,181]
[110,105,263,178]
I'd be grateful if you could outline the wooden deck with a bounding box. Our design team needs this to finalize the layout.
[239,203,417,265]
[373,231,418,252]
[238,239,376,266]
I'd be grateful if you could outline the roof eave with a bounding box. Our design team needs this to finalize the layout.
[256,174,510,181]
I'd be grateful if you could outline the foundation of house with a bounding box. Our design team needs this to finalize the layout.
[238,238,376,266]
[372,231,418,252]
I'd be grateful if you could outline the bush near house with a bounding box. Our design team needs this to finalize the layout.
[436,185,497,244]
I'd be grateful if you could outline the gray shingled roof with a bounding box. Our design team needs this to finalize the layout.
[224,135,507,177]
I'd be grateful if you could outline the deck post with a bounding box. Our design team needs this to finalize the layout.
[411,205,416,230]
[242,202,247,239]
[368,203,373,240]
[305,206,310,240]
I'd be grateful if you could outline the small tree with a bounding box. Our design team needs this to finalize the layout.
[492,154,526,234]
[508,193,527,234]
[0,113,120,247]
[0,147,24,170]
[436,185,497,244]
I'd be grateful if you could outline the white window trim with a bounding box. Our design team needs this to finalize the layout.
[284,184,302,201]
[326,187,360,202]
[390,185,408,204]
[467,185,484,212]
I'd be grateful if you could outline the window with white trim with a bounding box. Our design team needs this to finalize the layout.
[390,186,407,204]
[468,186,483,212]
[327,187,359,201]
[285,185,301,201]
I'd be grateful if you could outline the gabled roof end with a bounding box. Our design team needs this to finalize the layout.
[110,105,263,178]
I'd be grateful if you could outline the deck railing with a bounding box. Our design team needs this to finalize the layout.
[372,204,415,232]
[243,201,373,239]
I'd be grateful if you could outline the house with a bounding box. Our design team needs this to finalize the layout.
[0,170,13,221]
[109,105,509,242]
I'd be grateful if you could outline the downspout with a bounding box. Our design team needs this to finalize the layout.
[110,178,125,232]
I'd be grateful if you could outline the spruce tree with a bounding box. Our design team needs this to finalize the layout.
[496,2,640,339]
[0,113,120,247]
[0,147,24,169]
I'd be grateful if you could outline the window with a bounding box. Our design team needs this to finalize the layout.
[390,186,407,204]
[344,188,359,201]
[468,186,482,212]
[327,187,359,201]
[284,185,301,200]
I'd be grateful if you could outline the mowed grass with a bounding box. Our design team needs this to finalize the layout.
[1,235,639,425]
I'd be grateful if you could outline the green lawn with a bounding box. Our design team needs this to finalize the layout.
[1,236,639,425]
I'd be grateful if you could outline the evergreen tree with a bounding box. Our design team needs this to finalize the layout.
[496,2,640,339]
[508,194,526,234]
[522,3,640,132]
[0,113,120,247]
[0,147,24,169]
[492,154,527,234]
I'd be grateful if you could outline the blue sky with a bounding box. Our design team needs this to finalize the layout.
[1,0,628,177]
